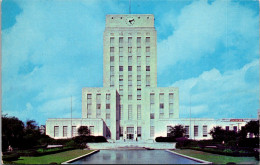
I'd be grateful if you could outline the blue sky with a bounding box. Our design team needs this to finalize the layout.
[2,0,259,125]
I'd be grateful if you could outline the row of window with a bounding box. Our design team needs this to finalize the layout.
[166,125,208,138]
[110,37,150,47]
[119,127,142,137]
[54,126,94,137]
[110,56,151,66]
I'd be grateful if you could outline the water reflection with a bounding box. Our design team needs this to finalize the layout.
[71,150,201,164]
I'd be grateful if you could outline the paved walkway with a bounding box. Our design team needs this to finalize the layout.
[87,141,176,150]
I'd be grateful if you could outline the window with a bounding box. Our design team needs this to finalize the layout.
[137,127,141,137]
[106,104,110,109]
[137,89,141,100]
[128,85,132,93]
[110,75,114,87]
[119,47,123,56]
[128,47,132,54]
[137,104,141,120]
[63,126,67,137]
[185,126,189,138]
[194,126,198,137]
[128,75,132,85]
[128,105,132,120]
[150,113,154,119]
[96,94,101,103]
[110,37,114,45]
[110,66,114,75]
[96,104,101,109]
[169,93,174,103]
[128,56,132,65]
[150,126,154,137]
[128,66,132,71]
[87,104,92,116]
[119,37,123,47]
[146,56,150,65]
[128,95,132,101]
[159,93,164,103]
[90,126,94,135]
[146,47,150,52]
[72,126,77,137]
[137,47,141,56]
[128,37,132,47]
[169,103,173,113]
[119,56,123,63]
[167,126,172,137]
[150,93,155,103]
[137,66,141,72]
[137,75,141,81]
[106,94,110,102]
[137,56,141,66]
[137,37,141,47]
[87,94,92,104]
[96,109,101,118]
[110,47,114,53]
[225,126,229,131]
[120,105,123,120]
[54,126,59,137]
[146,37,150,44]
[127,127,134,134]
[119,66,123,71]
[106,113,110,119]
[110,56,114,65]
[150,103,155,113]
[146,66,150,71]
[146,75,150,87]
[120,127,123,136]
[160,103,164,109]
[203,125,207,137]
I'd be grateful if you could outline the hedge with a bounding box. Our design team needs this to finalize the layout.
[2,153,20,161]
[155,137,176,142]
[190,147,255,157]
[15,147,75,157]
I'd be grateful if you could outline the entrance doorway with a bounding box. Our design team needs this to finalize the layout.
[127,127,134,140]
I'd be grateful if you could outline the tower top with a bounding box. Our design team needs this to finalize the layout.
[105,14,154,28]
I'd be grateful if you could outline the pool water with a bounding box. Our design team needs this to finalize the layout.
[71,150,201,164]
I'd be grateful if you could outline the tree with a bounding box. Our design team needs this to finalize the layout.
[169,125,185,138]
[78,126,90,136]
[2,114,25,150]
[245,120,259,138]
[209,126,237,142]
[25,120,38,130]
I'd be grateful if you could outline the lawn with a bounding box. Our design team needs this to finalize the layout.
[173,149,258,164]
[6,149,94,164]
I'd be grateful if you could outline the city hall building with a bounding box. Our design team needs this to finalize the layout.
[46,14,254,141]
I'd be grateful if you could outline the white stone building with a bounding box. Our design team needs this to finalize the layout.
[46,14,255,141]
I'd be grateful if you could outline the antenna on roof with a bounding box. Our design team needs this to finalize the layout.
[129,0,131,14]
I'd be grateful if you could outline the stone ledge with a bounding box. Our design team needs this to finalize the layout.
[61,150,100,164]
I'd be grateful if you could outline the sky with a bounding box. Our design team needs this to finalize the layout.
[2,0,259,125]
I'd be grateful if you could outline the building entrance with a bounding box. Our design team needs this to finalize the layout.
[126,127,134,140]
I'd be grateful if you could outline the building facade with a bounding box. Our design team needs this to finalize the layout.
[46,14,255,141]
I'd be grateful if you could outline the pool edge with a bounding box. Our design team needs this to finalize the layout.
[61,150,100,164]
[166,150,212,164]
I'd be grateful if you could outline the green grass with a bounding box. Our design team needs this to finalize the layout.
[173,149,258,164]
[6,149,94,164]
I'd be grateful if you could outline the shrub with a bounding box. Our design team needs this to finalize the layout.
[2,153,20,161]
[155,137,176,142]
[175,137,196,148]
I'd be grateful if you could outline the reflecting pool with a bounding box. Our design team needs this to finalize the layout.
[71,150,201,164]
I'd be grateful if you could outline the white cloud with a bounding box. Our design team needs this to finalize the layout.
[173,59,259,119]
[157,0,258,73]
